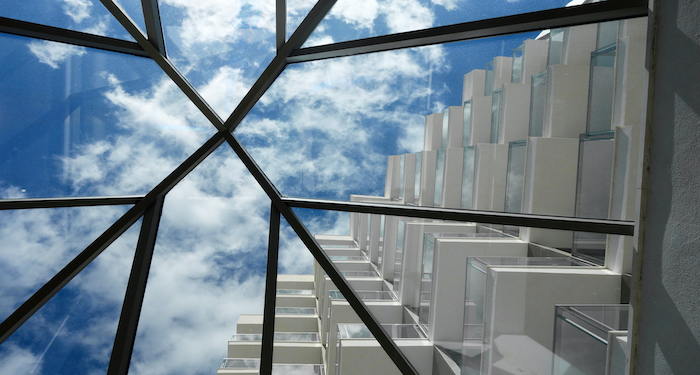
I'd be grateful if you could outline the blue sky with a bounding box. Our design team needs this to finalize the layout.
[0,0,570,374]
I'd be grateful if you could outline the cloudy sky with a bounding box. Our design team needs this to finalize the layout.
[0,0,568,374]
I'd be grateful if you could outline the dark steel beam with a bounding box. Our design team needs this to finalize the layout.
[0,16,148,57]
[223,132,420,375]
[223,0,337,132]
[0,132,226,345]
[107,196,165,375]
[281,197,636,236]
[287,0,648,63]
[100,0,226,131]
[260,203,281,375]
[140,0,167,56]
[0,195,145,210]
[276,0,286,52]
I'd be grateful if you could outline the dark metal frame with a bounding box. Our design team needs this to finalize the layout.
[0,0,647,374]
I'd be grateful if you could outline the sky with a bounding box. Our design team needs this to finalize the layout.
[0,0,570,374]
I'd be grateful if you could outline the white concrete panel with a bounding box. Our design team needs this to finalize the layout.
[338,340,434,375]
[470,95,493,146]
[520,39,549,85]
[385,155,402,199]
[424,113,443,151]
[483,268,620,375]
[563,23,598,66]
[446,106,464,148]
[492,56,514,93]
[358,213,369,251]
[369,214,381,264]
[463,69,487,103]
[228,342,323,364]
[500,83,531,144]
[380,216,399,281]
[402,153,416,204]
[543,64,590,139]
[428,239,528,346]
[473,143,509,212]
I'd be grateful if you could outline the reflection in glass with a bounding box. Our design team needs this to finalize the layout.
[485,60,494,96]
[490,89,503,143]
[587,45,617,133]
[442,107,450,149]
[434,150,445,206]
[512,45,524,83]
[574,131,615,264]
[414,152,422,201]
[463,100,472,147]
[461,147,476,209]
[504,140,527,214]
[597,21,620,49]
[548,28,565,66]
[529,70,548,137]
[553,305,629,375]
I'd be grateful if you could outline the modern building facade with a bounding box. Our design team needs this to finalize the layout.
[219,14,652,375]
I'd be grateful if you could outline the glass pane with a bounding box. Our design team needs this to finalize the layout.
[504,140,527,213]
[130,145,269,374]
[597,21,620,49]
[0,219,139,375]
[0,33,215,199]
[490,89,502,143]
[442,107,449,149]
[287,0,319,40]
[158,0,276,118]
[574,132,615,264]
[0,0,136,40]
[304,0,579,47]
[0,205,129,323]
[414,152,422,200]
[511,45,523,83]
[462,100,472,147]
[528,70,548,137]
[399,154,405,197]
[461,146,475,209]
[433,149,445,206]
[547,28,565,66]
[484,60,494,96]
[587,45,617,133]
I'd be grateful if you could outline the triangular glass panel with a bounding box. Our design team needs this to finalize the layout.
[158,0,278,119]
[0,216,140,375]
[0,205,131,323]
[128,144,271,374]
[236,31,535,203]
[286,0,319,41]
[113,0,148,35]
[0,0,138,41]
[302,0,578,48]
[0,32,216,199]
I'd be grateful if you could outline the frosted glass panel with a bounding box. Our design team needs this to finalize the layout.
[463,100,472,147]
[434,149,445,206]
[547,28,565,66]
[399,154,405,197]
[529,70,548,137]
[512,45,524,83]
[587,45,617,133]
[597,21,620,49]
[442,108,449,149]
[505,141,527,213]
[414,152,422,199]
[461,147,475,209]
[485,60,494,96]
[490,89,503,144]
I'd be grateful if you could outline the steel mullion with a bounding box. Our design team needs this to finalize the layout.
[222,132,420,375]
[260,203,281,375]
[0,132,226,345]
[281,197,636,236]
[0,195,145,210]
[140,0,167,56]
[287,0,648,63]
[0,16,148,57]
[223,0,337,132]
[99,0,226,131]
[107,196,165,375]
[276,0,286,52]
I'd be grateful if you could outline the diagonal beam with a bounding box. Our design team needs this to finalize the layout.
[260,203,281,375]
[99,0,226,131]
[140,0,167,56]
[107,196,165,375]
[0,132,226,345]
[0,16,148,57]
[0,195,144,210]
[223,0,337,132]
[223,132,420,375]
[287,0,649,63]
[281,197,636,236]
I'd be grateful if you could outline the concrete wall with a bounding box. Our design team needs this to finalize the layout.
[630,0,700,373]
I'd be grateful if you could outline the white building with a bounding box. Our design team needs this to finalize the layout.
[220,16,648,375]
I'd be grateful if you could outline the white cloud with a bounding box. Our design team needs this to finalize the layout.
[27,41,86,69]
[381,0,434,33]
[63,0,93,23]
[431,0,462,10]
[329,0,380,30]
[0,344,42,375]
